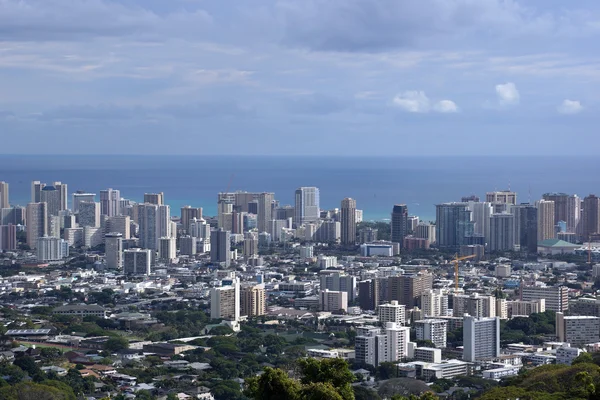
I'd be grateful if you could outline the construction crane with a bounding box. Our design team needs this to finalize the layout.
[453,254,476,291]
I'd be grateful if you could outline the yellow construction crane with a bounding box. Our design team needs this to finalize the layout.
[453,254,475,291]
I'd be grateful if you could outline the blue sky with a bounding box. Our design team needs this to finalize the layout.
[1,0,599,155]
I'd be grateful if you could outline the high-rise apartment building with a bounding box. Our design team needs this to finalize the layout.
[463,316,500,362]
[355,323,410,367]
[377,301,405,325]
[387,274,433,308]
[415,319,448,348]
[241,284,266,317]
[511,204,538,253]
[181,206,203,234]
[158,236,177,263]
[320,289,348,312]
[144,192,164,205]
[415,222,436,244]
[31,181,45,203]
[106,215,131,239]
[583,195,600,241]
[340,198,357,246]
[507,299,545,318]
[391,204,408,246]
[453,293,497,318]
[52,182,68,211]
[435,203,473,249]
[36,236,68,262]
[72,193,95,213]
[542,193,580,234]
[105,232,123,270]
[421,289,449,318]
[179,235,197,256]
[294,187,320,227]
[489,213,515,251]
[556,313,600,347]
[257,193,274,234]
[0,224,17,251]
[467,202,493,243]
[211,281,240,321]
[0,182,8,209]
[1,206,25,226]
[137,203,170,250]
[78,201,101,227]
[537,200,556,241]
[123,248,152,275]
[319,270,356,302]
[521,285,568,312]
[26,202,47,249]
[100,188,121,217]
[359,279,381,311]
[40,186,61,217]
[486,191,517,205]
[210,228,231,267]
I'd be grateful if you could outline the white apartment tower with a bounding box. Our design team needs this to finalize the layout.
[415,319,448,348]
[100,188,121,217]
[105,232,123,269]
[463,315,501,362]
[211,280,241,322]
[377,301,406,325]
[294,187,320,227]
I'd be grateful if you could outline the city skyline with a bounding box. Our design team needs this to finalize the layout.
[0,1,600,155]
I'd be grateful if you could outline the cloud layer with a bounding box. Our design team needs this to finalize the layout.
[557,99,583,114]
[393,91,458,113]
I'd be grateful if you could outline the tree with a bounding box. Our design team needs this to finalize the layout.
[210,325,234,335]
[298,358,355,400]
[244,367,301,400]
[105,336,129,352]
[572,352,594,365]
[353,386,381,400]
[376,362,398,380]
[0,381,76,400]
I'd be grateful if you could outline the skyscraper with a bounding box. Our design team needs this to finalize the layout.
[105,232,123,269]
[137,203,158,250]
[583,195,600,241]
[211,228,231,267]
[391,204,408,245]
[31,181,45,203]
[40,186,61,217]
[53,182,68,211]
[240,284,266,317]
[158,236,177,262]
[294,187,320,227]
[180,206,202,234]
[511,204,538,253]
[467,202,493,242]
[106,215,131,239]
[257,192,274,234]
[144,192,164,205]
[489,213,515,252]
[486,191,517,205]
[72,192,96,213]
[0,182,8,209]
[211,280,240,321]
[463,316,500,362]
[340,198,357,246]
[543,193,581,234]
[387,274,433,308]
[78,201,101,227]
[435,203,473,249]
[537,200,556,242]
[123,248,152,275]
[0,224,17,251]
[100,188,121,217]
[359,279,380,311]
[26,202,48,249]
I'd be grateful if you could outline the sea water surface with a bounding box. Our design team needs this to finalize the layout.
[1,155,599,221]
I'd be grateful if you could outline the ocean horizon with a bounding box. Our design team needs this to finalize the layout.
[1,154,599,222]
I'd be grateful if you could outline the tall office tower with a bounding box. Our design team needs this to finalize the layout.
[240,284,266,317]
[158,236,177,263]
[467,202,493,242]
[377,301,405,325]
[294,187,320,227]
[144,192,164,205]
[463,316,500,362]
[180,206,202,234]
[340,198,357,246]
[179,235,197,256]
[257,192,274,234]
[40,186,61,217]
[106,215,131,239]
[415,222,436,244]
[319,270,357,302]
[26,202,47,249]
[210,228,231,267]
[521,285,569,312]
[435,203,473,249]
[72,193,95,213]
[415,319,448,348]
[0,224,17,251]
[243,231,258,258]
[36,236,69,262]
[489,213,515,252]
[461,195,480,202]
[78,201,101,227]
[105,232,123,269]
[211,281,241,321]
[0,182,8,209]
[52,182,68,211]
[31,181,45,203]
[510,204,538,253]
[486,191,517,205]
[137,203,158,250]
[100,188,121,216]
[359,279,380,311]
[583,195,600,241]
[537,199,556,241]
[391,204,408,245]
[387,273,433,308]
[566,195,581,235]
[421,289,449,318]
[556,313,600,347]
[123,248,152,275]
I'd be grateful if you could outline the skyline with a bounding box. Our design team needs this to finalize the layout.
[1,1,600,155]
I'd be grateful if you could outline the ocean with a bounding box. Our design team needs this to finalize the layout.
[1,155,599,222]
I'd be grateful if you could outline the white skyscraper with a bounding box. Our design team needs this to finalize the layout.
[26,202,47,249]
[137,203,170,250]
[123,248,152,275]
[463,316,500,362]
[105,232,123,269]
[257,193,274,234]
[421,289,449,318]
[489,213,515,251]
[53,182,68,211]
[31,181,45,203]
[100,188,121,217]
[537,199,556,242]
[106,215,131,239]
[158,236,177,262]
[467,202,493,243]
[36,236,68,262]
[40,186,61,217]
[377,301,406,325]
[294,187,320,227]
[415,319,448,348]
[211,280,241,322]
[354,323,410,367]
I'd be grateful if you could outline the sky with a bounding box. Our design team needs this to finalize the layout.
[1,0,600,155]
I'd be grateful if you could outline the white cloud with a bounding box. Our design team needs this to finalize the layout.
[433,100,458,113]
[392,91,430,113]
[393,91,458,113]
[495,82,520,106]
[557,99,583,114]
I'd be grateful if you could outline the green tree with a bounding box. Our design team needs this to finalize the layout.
[244,367,301,400]
[572,352,594,365]
[105,336,129,352]
[376,362,398,380]
[298,358,355,400]
[0,381,76,400]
